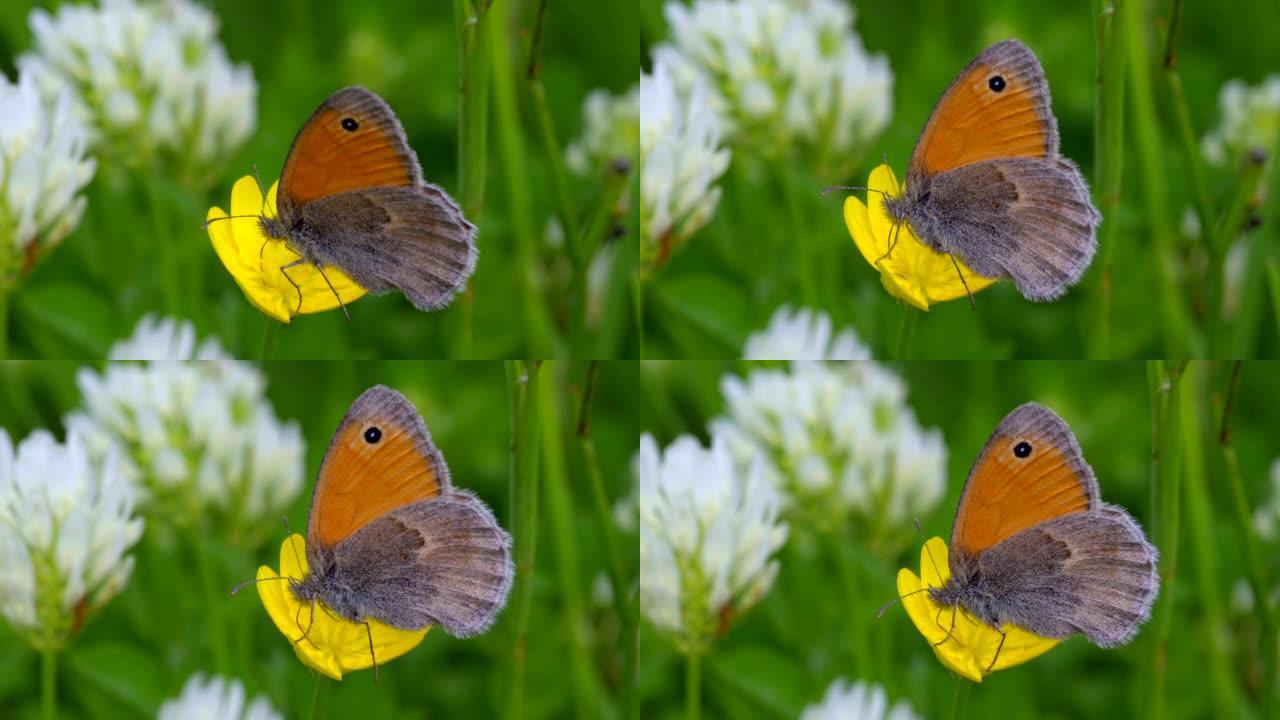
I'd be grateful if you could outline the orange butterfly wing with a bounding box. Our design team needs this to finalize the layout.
[277,87,423,212]
[306,385,450,549]
[950,403,1099,559]
[908,40,1059,178]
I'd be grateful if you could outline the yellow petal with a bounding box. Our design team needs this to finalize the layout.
[207,176,369,323]
[898,537,1060,683]
[256,534,429,680]
[844,165,1000,310]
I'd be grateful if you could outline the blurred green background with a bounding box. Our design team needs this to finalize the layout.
[640,360,1278,718]
[0,0,639,359]
[0,360,638,718]
[640,0,1280,359]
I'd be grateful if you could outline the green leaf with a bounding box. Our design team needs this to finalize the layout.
[651,273,751,357]
[710,645,810,719]
[16,283,116,358]
[66,642,165,717]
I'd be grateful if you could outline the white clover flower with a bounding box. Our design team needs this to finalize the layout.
[1255,458,1280,540]
[800,678,920,720]
[711,361,945,545]
[157,673,282,720]
[566,85,639,175]
[108,315,229,360]
[639,433,788,654]
[653,0,892,178]
[65,325,303,545]
[0,427,142,650]
[0,69,96,286]
[640,55,731,273]
[1202,75,1280,166]
[743,305,871,360]
[19,0,257,185]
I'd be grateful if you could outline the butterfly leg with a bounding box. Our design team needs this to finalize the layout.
[986,628,1007,673]
[279,259,306,314]
[363,620,379,683]
[312,263,351,322]
[875,220,901,265]
[948,254,977,310]
[293,596,318,647]
[934,606,958,647]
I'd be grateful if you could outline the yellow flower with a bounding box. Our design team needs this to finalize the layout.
[897,537,1060,683]
[256,534,429,680]
[206,176,368,323]
[843,165,997,311]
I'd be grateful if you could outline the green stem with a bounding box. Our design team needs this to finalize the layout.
[0,286,8,360]
[571,163,631,353]
[1218,363,1276,717]
[685,652,701,720]
[1145,361,1185,720]
[41,649,56,720]
[144,174,181,318]
[536,366,598,716]
[1267,259,1280,339]
[191,532,230,675]
[948,672,971,720]
[490,0,559,357]
[829,532,870,678]
[577,363,638,718]
[894,303,917,359]
[1088,0,1127,359]
[453,0,494,358]
[505,361,542,720]
[1176,365,1237,715]
[259,315,279,360]
[309,674,331,720]
[1124,1,1197,356]
[780,169,819,308]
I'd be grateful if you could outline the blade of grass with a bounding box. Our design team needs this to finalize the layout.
[536,364,602,718]
[453,0,495,358]
[1177,364,1238,716]
[505,360,542,720]
[490,0,559,357]
[1268,258,1280,339]
[1218,362,1276,717]
[1088,0,1127,359]
[1161,0,1221,349]
[1145,360,1185,720]
[1219,151,1267,356]
[578,362,638,719]
[1123,1,1196,357]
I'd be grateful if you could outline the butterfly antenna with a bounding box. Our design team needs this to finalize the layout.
[252,163,268,215]
[915,519,947,585]
[202,214,264,230]
[313,263,351,322]
[949,254,977,310]
[284,521,306,573]
[229,575,291,595]
[875,586,934,618]
[364,620,379,683]
[820,184,888,198]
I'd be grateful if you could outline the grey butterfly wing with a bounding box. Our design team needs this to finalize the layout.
[298,184,478,310]
[333,490,513,637]
[919,157,1100,300]
[977,504,1159,647]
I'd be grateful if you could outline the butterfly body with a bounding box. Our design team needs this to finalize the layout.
[886,40,1100,301]
[929,403,1158,653]
[290,385,513,638]
[264,87,478,312]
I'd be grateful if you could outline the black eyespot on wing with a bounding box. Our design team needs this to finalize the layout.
[364,426,382,444]
[989,75,1006,92]
[1013,441,1032,458]
[341,117,359,132]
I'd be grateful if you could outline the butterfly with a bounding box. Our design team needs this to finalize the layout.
[283,385,513,664]
[882,40,1101,301]
[916,402,1159,671]
[257,86,477,314]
